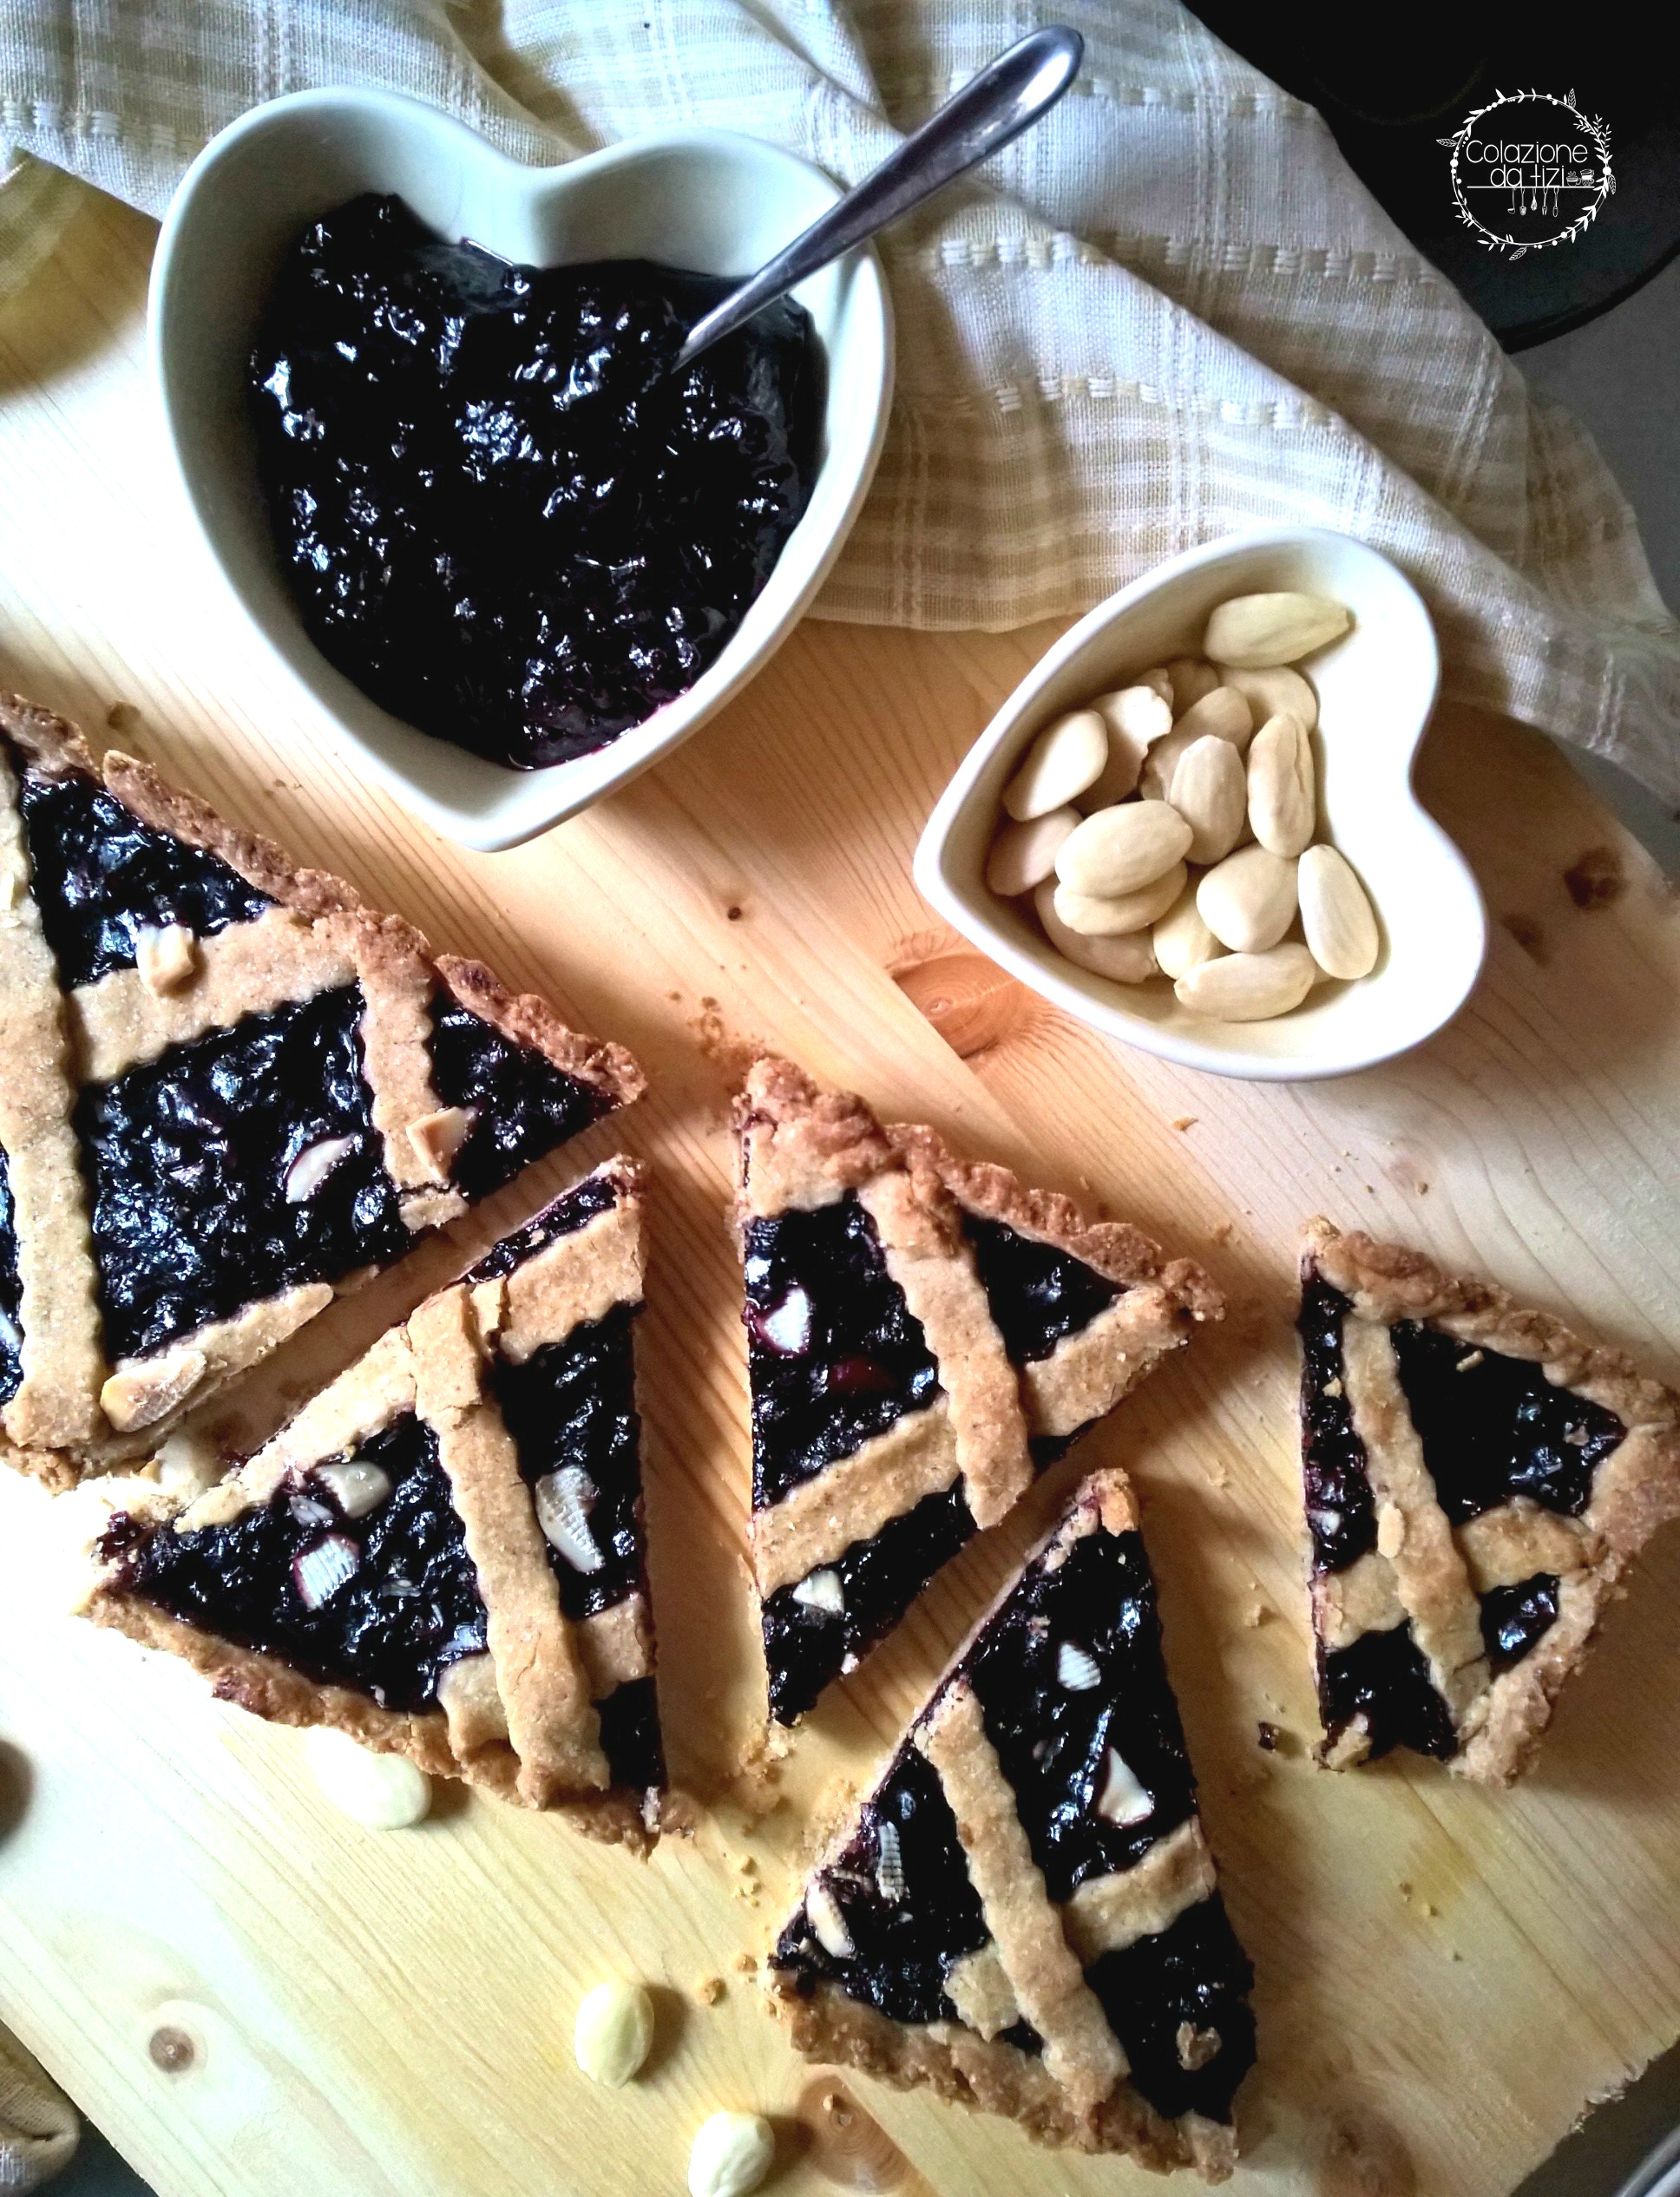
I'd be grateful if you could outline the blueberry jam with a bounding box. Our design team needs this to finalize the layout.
[1390,1321,1623,1523]
[78,984,406,1362]
[1297,1268,1377,1573]
[249,192,820,771]
[775,1505,1253,2128]
[744,1197,942,1508]
[764,1484,974,1727]
[1480,1572,1561,1671]
[18,768,274,989]
[467,1170,620,1283]
[0,1144,22,1407]
[961,1214,1121,1366]
[102,1414,487,1710]
[429,992,607,1203]
[495,1303,644,1622]
[1319,1621,1460,1761]
[595,1675,666,1795]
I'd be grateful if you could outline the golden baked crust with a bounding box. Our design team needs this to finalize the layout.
[1301,1217,1680,1784]
[83,1158,670,1848]
[0,691,642,1484]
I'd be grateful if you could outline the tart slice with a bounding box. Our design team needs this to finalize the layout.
[735,1057,1220,1725]
[85,1158,669,1847]
[1299,1217,1680,1783]
[766,1466,1255,2181]
[0,694,641,1485]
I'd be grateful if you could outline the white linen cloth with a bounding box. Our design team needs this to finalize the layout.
[2,0,1677,801]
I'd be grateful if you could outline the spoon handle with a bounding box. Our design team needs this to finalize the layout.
[674,24,1083,371]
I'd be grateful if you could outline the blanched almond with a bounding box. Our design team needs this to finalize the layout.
[1168,737,1246,865]
[1002,708,1108,820]
[1131,666,1176,706]
[1298,843,1380,978]
[1247,712,1316,856]
[1174,943,1316,1020]
[1165,657,1221,712]
[986,806,1080,895]
[1056,800,1191,897]
[1197,845,1298,952]
[1086,685,1172,803]
[1152,882,1222,979]
[1218,664,1318,731]
[1138,725,1198,803]
[1034,881,1157,982]
[1203,592,1350,667]
[1053,862,1186,936]
[1174,685,1253,750]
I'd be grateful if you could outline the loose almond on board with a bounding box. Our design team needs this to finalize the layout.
[1001,706,1108,820]
[1299,842,1381,978]
[1198,844,1298,953]
[1056,798,1192,897]
[1203,591,1351,667]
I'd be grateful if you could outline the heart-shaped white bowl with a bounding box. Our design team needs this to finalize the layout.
[914,528,1487,1081]
[150,89,893,849]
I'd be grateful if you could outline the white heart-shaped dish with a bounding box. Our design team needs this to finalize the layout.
[914,528,1487,1081]
[151,89,893,849]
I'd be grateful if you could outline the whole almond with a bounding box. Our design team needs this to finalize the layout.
[1053,861,1186,936]
[1168,737,1246,865]
[1197,845,1298,952]
[1152,880,1222,979]
[1298,843,1380,978]
[1165,657,1221,712]
[1203,592,1350,668]
[1056,799,1191,897]
[1002,708,1108,820]
[1174,685,1254,750]
[1138,725,1198,803]
[986,807,1080,896]
[1174,943,1316,1021]
[1086,685,1172,803]
[1218,664,1318,731]
[1034,880,1158,982]
[1247,712,1316,856]
[1131,666,1175,706]
[574,1979,655,2087]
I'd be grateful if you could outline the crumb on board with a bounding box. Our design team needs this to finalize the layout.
[1209,1220,1233,1245]
[1563,844,1624,912]
[1171,1116,1197,1132]
[732,1952,758,1976]
[106,700,138,732]
[1257,1722,1278,1753]
[694,1977,725,2006]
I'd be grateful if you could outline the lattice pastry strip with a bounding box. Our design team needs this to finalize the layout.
[767,1467,1254,2181]
[0,693,641,1484]
[83,1158,671,1851]
[735,1055,1221,1725]
[1299,1216,1680,1783]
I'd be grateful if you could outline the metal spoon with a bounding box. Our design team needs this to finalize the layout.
[674,24,1084,373]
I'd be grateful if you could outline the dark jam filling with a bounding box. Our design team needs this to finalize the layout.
[78,984,406,1362]
[763,1485,973,1727]
[745,1196,942,1509]
[467,1171,619,1282]
[1297,1269,1378,1572]
[595,1676,665,1795]
[428,992,608,1203]
[961,1213,1121,1366]
[1480,1572,1561,1672]
[1319,1621,1460,1761]
[16,768,273,988]
[101,1414,486,1710]
[968,1530,1197,1899]
[249,192,820,771]
[772,1746,993,2027]
[1390,1320,1624,1523]
[494,1302,644,1622]
[0,1144,22,1407]
[1086,1899,1256,2127]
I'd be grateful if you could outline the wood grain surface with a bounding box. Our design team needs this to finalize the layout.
[3,184,1679,2197]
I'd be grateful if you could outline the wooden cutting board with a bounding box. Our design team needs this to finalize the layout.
[3,183,1679,2197]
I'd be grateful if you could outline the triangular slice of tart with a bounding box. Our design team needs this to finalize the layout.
[766,1466,1254,2181]
[0,693,640,1485]
[84,1158,669,1847]
[735,1056,1220,1725]
[1298,1216,1680,1783]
